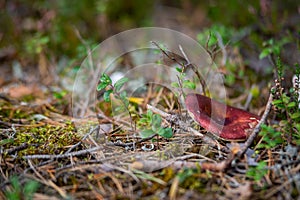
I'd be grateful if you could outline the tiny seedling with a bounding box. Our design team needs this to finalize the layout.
[171,67,196,98]
[259,38,289,60]
[257,124,284,149]
[246,161,268,182]
[138,110,173,139]
[97,73,133,127]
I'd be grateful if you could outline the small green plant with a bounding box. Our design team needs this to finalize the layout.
[196,24,235,48]
[246,161,268,181]
[25,33,49,55]
[259,38,289,60]
[5,176,39,200]
[171,67,196,97]
[97,73,129,103]
[137,110,173,139]
[257,124,284,149]
[97,73,134,127]
[257,58,300,148]
[271,59,300,144]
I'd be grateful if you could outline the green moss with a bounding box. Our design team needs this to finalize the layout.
[4,122,81,157]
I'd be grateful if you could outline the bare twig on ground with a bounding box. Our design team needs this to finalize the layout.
[65,125,99,154]
[27,159,68,198]
[238,90,273,157]
[23,146,104,159]
[5,143,29,155]
[107,133,158,148]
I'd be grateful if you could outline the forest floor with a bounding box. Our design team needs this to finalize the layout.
[1,1,300,200]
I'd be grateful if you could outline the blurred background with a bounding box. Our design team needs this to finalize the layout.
[0,0,299,106]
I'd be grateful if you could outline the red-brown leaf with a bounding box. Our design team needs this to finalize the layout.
[185,93,260,141]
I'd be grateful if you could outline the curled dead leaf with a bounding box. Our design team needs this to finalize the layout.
[185,93,260,141]
[7,84,43,99]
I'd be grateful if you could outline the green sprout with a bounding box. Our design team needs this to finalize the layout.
[138,110,173,139]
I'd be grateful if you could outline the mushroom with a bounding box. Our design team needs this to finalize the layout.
[185,93,260,141]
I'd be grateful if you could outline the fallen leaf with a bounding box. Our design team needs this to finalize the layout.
[8,85,33,99]
[185,93,260,141]
[7,84,43,99]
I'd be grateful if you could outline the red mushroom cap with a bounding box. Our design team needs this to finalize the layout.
[185,93,260,141]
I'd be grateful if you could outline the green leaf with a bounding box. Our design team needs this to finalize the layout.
[176,67,183,73]
[287,102,296,108]
[100,73,112,84]
[24,180,39,197]
[183,80,196,90]
[0,138,14,146]
[120,90,127,99]
[250,85,260,98]
[272,99,283,105]
[282,95,290,104]
[273,45,280,55]
[151,114,162,131]
[140,129,155,138]
[146,110,153,118]
[171,82,180,88]
[259,48,271,59]
[158,127,173,138]
[10,176,21,194]
[246,161,267,181]
[103,90,113,102]
[114,77,129,92]
[119,91,129,107]
[114,105,125,113]
[290,112,300,119]
[97,82,108,91]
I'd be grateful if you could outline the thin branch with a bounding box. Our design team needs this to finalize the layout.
[107,134,158,148]
[5,143,29,154]
[151,41,208,96]
[23,146,104,159]
[27,159,68,198]
[179,45,191,68]
[65,125,99,154]
[237,90,273,157]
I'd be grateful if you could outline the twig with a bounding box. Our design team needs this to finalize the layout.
[178,44,208,96]
[65,125,99,154]
[178,45,191,68]
[5,143,29,154]
[238,90,273,157]
[152,41,208,96]
[107,134,158,148]
[217,90,274,171]
[23,146,104,159]
[27,159,67,198]
[147,104,229,153]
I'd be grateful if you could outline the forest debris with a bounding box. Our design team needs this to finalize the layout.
[130,160,175,173]
[222,181,252,200]
[146,104,230,153]
[7,84,43,99]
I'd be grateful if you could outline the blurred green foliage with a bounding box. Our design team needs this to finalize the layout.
[0,0,299,65]
[0,0,154,60]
